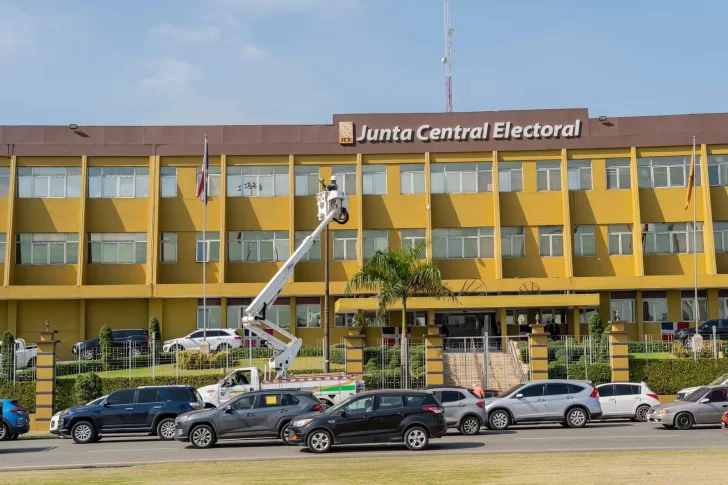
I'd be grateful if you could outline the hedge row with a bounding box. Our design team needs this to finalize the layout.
[628,358,728,395]
[0,382,36,412]
[548,362,612,385]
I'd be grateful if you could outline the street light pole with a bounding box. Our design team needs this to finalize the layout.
[323,225,330,373]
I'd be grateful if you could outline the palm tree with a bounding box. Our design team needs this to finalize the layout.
[345,242,457,386]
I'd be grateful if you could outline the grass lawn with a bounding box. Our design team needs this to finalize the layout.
[57,356,344,380]
[629,352,672,360]
[2,450,727,485]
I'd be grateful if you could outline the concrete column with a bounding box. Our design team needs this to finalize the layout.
[34,329,60,431]
[528,324,550,381]
[629,147,644,277]
[344,329,365,375]
[424,325,444,386]
[608,321,630,382]
[492,151,503,279]
[560,149,574,278]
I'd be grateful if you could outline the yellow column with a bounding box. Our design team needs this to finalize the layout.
[356,153,363,267]
[4,155,16,287]
[608,321,630,382]
[629,147,644,276]
[425,152,433,260]
[344,329,365,375]
[492,151,503,279]
[79,300,86,342]
[424,325,444,386]
[700,144,716,275]
[528,324,549,380]
[8,300,17,336]
[561,149,573,277]
[499,306,507,351]
[77,155,88,286]
[220,154,228,284]
[34,329,60,430]
[220,297,228,328]
[147,154,159,287]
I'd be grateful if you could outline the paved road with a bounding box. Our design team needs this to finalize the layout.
[1,421,727,471]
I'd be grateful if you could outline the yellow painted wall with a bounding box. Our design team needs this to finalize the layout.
[431,194,494,228]
[86,265,147,285]
[17,300,79,355]
[15,199,81,233]
[86,299,149,341]
[15,265,78,286]
[162,298,198,339]
[86,199,149,233]
[640,188,704,223]
[500,192,563,226]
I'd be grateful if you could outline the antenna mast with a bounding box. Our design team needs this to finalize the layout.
[442,0,455,112]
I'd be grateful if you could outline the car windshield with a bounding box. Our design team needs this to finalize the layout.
[501,384,526,397]
[325,394,361,414]
[709,374,728,385]
[683,387,710,402]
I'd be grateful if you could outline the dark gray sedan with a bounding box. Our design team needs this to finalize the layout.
[174,390,324,448]
[647,385,728,430]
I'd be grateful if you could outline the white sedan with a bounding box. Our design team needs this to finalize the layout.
[162,329,243,353]
[596,382,660,422]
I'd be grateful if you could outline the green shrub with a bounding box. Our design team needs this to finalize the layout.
[99,325,113,362]
[634,358,728,395]
[566,362,612,385]
[75,373,103,404]
[588,312,603,339]
[1,331,15,380]
[548,362,567,379]
[0,382,35,411]
[517,342,530,363]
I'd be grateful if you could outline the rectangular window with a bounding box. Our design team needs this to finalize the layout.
[406,311,428,327]
[505,308,527,325]
[714,221,728,253]
[195,166,221,197]
[720,297,728,319]
[567,160,592,190]
[335,312,355,328]
[400,164,425,194]
[228,302,290,329]
[88,233,146,264]
[294,166,320,196]
[0,167,9,198]
[197,305,222,329]
[332,165,356,195]
[539,226,564,257]
[228,231,289,262]
[333,230,357,261]
[227,166,286,197]
[16,233,78,265]
[536,161,561,191]
[432,228,493,259]
[363,230,388,259]
[608,224,633,255]
[606,159,631,190]
[579,307,598,324]
[364,311,389,327]
[160,167,177,198]
[642,298,668,322]
[88,167,149,198]
[196,232,220,262]
[160,232,177,263]
[681,297,708,322]
[18,167,81,198]
[638,156,700,189]
[501,227,526,258]
[573,225,595,256]
[540,308,567,325]
[296,303,321,328]
[709,155,728,187]
[362,165,387,195]
[643,222,703,255]
[401,229,425,258]
[610,296,635,322]
[294,231,321,262]
[498,162,523,192]
[0,234,5,264]
[431,162,492,194]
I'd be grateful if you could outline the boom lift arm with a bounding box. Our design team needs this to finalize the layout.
[242,190,349,379]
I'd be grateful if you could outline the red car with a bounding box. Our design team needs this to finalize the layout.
[722,411,728,430]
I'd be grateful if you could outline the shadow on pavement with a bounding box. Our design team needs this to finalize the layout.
[299,441,485,454]
[506,423,633,431]
[0,447,56,455]
[195,440,284,449]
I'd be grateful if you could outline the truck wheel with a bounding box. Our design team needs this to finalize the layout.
[156,418,176,441]
[71,421,97,444]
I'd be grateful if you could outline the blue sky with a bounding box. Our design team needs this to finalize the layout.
[1,0,725,126]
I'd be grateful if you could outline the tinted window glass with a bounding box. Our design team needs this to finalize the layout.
[113,330,130,339]
[484,390,500,398]
[283,394,300,406]
[231,395,255,410]
[440,391,465,403]
[256,394,283,408]
[164,388,195,402]
[137,389,162,403]
[631,384,642,395]
[598,385,614,397]
[107,389,135,405]
[707,388,728,402]
[567,384,585,394]
[344,396,374,414]
[378,395,404,410]
[190,331,204,338]
[518,385,544,398]
[614,384,637,396]
[405,394,437,406]
[545,384,570,396]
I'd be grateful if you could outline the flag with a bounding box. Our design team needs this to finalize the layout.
[684,142,696,210]
[196,136,209,205]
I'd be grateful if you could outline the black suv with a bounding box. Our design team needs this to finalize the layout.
[676,319,728,343]
[288,390,447,453]
[175,390,324,449]
[58,386,203,444]
[72,329,149,360]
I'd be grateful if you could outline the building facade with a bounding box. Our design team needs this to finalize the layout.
[2,108,728,353]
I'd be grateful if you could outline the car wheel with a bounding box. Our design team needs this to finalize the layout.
[0,423,8,441]
[171,345,184,353]
[216,343,231,353]
[130,348,142,358]
[156,418,176,441]
[71,421,97,444]
[488,410,510,430]
[404,426,429,451]
[459,416,481,436]
[190,424,216,449]
[307,429,333,453]
[635,405,650,423]
[280,422,295,445]
[565,408,588,428]
[674,412,694,430]
[82,349,95,360]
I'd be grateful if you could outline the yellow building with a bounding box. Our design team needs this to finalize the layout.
[2,108,728,353]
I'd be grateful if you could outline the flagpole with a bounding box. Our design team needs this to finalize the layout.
[692,136,698,361]
[203,135,208,348]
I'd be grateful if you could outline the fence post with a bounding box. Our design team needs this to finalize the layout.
[424,325,444,387]
[528,324,549,381]
[608,321,630,382]
[33,328,60,432]
[152,336,156,381]
[344,329,365,376]
[713,326,718,360]
[484,334,490,389]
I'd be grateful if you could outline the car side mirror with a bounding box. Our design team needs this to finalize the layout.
[223,406,233,413]
[339,410,347,418]
[103,402,110,407]
[515,393,524,399]
[699,398,710,404]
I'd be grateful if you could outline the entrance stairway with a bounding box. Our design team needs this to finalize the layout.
[443,341,529,391]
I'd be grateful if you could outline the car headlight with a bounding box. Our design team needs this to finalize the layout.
[177,414,192,422]
[62,409,70,415]
[292,419,313,428]
[660,409,669,415]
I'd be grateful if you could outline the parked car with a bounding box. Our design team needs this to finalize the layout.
[424,386,487,435]
[722,410,728,430]
[597,382,660,422]
[484,379,602,430]
[175,390,324,449]
[0,339,37,370]
[287,390,447,453]
[57,385,203,444]
[676,373,728,401]
[50,395,107,436]
[675,319,728,343]
[648,385,728,429]
[0,399,30,440]
[72,329,149,360]
[163,329,243,354]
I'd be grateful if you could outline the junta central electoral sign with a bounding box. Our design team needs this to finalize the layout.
[338,120,582,145]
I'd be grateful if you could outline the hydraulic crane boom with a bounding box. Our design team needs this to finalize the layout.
[242,190,349,379]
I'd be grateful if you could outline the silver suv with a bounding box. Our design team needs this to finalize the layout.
[484,380,602,430]
[426,386,487,435]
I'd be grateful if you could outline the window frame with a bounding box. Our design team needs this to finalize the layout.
[714,222,728,253]
[605,159,631,190]
[160,167,178,198]
[196,305,222,329]
[535,161,561,192]
[362,165,387,195]
[196,232,221,263]
[294,231,321,262]
[17,167,82,199]
[88,167,149,198]
[333,230,357,261]
[681,297,708,323]
[637,156,700,189]
[608,225,633,255]
[0,167,9,198]
[539,226,564,257]
[228,231,289,263]
[498,162,523,193]
[643,222,703,255]
[709,155,728,187]
[363,230,389,259]
[296,303,321,328]
[401,229,426,258]
[501,227,526,258]
[573,225,595,257]
[160,232,177,264]
[88,233,147,264]
[642,298,668,322]
[400,164,425,194]
[430,162,492,194]
[332,165,357,195]
[227,303,290,329]
[16,233,79,265]
[567,160,592,190]
[226,166,287,198]
[431,228,494,259]
[610,298,635,322]
[294,166,321,196]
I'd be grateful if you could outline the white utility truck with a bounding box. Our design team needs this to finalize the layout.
[0,339,37,370]
[197,187,364,407]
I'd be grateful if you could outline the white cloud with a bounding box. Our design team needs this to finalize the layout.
[150,23,221,43]
[240,43,270,61]
[139,57,202,97]
[0,5,35,58]
[214,0,355,13]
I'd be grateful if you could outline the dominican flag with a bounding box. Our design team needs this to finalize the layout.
[660,321,690,340]
[196,136,209,204]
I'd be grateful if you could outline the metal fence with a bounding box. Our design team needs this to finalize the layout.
[0,358,36,383]
[362,337,425,390]
[442,336,528,392]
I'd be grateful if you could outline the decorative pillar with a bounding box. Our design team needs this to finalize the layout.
[424,325,444,386]
[608,321,630,382]
[528,323,549,381]
[344,329,365,375]
[34,326,60,431]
